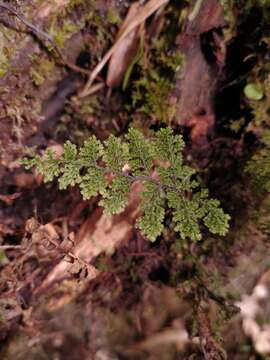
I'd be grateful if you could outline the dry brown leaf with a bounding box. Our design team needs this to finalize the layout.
[106,3,142,88]
[36,182,142,292]
[80,0,169,96]
[130,327,189,351]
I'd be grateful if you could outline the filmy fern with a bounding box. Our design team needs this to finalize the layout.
[22,128,230,242]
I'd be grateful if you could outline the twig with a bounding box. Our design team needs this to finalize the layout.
[82,82,105,96]
[90,163,185,196]
[0,245,24,250]
[196,274,239,314]
[0,2,91,75]
[188,0,204,22]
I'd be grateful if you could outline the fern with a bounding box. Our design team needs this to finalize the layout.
[22,128,230,242]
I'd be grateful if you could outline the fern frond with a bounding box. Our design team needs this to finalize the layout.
[22,128,230,242]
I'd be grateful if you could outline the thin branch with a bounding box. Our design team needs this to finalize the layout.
[188,0,204,22]
[89,163,185,195]
[0,2,91,75]
[0,245,24,250]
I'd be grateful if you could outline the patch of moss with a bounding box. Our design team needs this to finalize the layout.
[228,118,246,133]
[67,0,96,11]
[0,26,16,77]
[219,0,235,22]
[107,7,121,25]
[132,67,177,124]
[123,4,184,125]
[249,75,270,126]
[130,46,183,124]
[46,0,97,48]
[244,69,270,192]
[0,250,8,266]
[29,55,55,86]
[246,147,270,192]
[49,18,81,48]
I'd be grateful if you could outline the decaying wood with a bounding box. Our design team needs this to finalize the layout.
[176,0,226,144]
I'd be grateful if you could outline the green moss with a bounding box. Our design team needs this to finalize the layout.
[244,0,270,8]
[228,118,245,133]
[49,18,81,48]
[257,197,270,235]
[219,0,235,22]
[67,0,96,11]
[246,147,270,192]
[0,250,8,266]
[122,4,184,124]
[46,0,97,48]
[130,48,183,123]
[132,68,176,123]
[243,72,270,194]
[249,75,270,126]
[107,7,121,25]
[0,26,15,77]
[30,56,55,86]
[68,90,99,115]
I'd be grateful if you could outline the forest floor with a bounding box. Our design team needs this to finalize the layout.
[0,1,270,359]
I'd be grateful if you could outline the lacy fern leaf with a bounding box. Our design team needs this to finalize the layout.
[137,182,165,242]
[100,177,130,215]
[22,128,230,242]
[126,128,153,175]
[103,135,129,172]
[79,167,107,200]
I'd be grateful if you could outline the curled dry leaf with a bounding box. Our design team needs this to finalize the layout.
[25,217,40,234]
[68,261,83,275]
[60,232,75,253]
[31,223,60,258]
[106,2,143,88]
